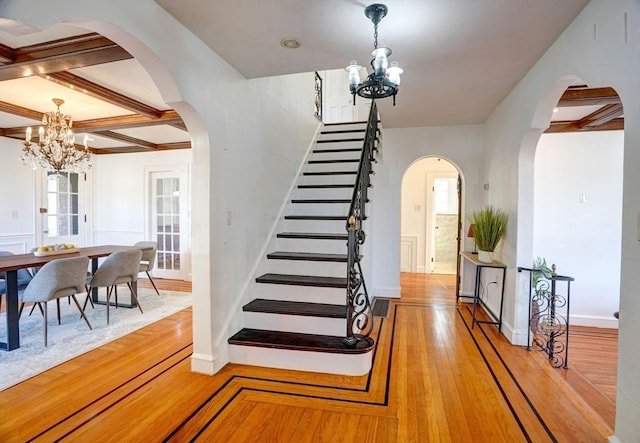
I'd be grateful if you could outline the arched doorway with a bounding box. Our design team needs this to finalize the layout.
[401,157,462,276]
[518,78,623,424]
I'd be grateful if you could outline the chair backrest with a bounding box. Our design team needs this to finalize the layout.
[89,249,143,288]
[0,251,34,282]
[21,256,90,303]
[133,241,157,269]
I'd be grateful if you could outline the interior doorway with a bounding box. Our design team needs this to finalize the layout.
[401,157,460,275]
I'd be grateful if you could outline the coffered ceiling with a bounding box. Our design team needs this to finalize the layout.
[0,1,624,157]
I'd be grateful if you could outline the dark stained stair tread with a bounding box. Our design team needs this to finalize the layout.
[320,129,366,134]
[308,159,359,164]
[266,251,348,262]
[303,171,357,176]
[256,273,347,288]
[316,138,364,143]
[277,232,348,240]
[243,299,346,318]
[284,215,362,221]
[228,328,374,354]
[291,199,351,204]
[297,184,354,189]
[313,148,362,153]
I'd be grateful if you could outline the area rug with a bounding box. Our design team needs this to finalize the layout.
[0,287,192,391]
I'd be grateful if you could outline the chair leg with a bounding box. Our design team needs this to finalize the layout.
[127,282,144,314]
[71,294,92,330]
[43,302,48,347]
[83,287,95,311]
[106,286,112,324]
[114,285,118,309]
[146,271,160,295]
[18,302,24,319]
[56,298,61,325]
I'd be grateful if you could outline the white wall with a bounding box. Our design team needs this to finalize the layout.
[534,131,623,328]
[92,149,191,245]
[1,0,321,377]
[401,157,458,273]
[0,138,36,253]
[370,125,484,297]
[482,1,639,440]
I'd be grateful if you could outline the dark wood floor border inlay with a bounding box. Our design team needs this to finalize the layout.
[455,308,534,443]
[470,307,558,441]
[29,344,193,442]
[164,314,393,441]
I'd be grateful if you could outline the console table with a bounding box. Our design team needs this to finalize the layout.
[459,251,507,332]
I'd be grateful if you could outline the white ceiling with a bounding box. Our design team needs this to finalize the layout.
[155,0,590,128]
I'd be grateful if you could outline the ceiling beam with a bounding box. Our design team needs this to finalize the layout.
[545,116,624,133]
[91,141,191,155]
[42,72,163,118]
[556,87,621,107]
[0,43,15,63]
[1,110,186,137]
[93,130,158,149]
[578,103,624,128]
[0,33,132,81]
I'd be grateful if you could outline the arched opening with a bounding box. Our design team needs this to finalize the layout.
[518,77,623,425]
[400,156,463,301]
[0,16,211,381]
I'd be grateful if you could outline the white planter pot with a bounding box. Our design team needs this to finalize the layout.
[477,250,494,263]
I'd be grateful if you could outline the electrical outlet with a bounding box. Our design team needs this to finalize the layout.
[227,211,232,226]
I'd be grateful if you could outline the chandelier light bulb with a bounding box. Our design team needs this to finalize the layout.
[346,61,362,89]
[387,61,403,86]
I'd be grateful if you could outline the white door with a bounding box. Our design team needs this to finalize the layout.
[151,171,187,279]
[39,172,87,247]
[322,69,371,123]
[429,174,459,274]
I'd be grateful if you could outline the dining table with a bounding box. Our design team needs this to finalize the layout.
[0,245,144,351]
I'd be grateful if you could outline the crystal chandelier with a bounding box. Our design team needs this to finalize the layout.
[346,3,403,106]
[22,98,92,173]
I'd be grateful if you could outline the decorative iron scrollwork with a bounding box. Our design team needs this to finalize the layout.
[343,102,378,348]
[519,264,574,368]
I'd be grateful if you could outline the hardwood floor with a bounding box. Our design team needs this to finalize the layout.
[0,274,616,442]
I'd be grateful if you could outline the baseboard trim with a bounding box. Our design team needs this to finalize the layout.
[570,314,619,329]
[372,286,401,298]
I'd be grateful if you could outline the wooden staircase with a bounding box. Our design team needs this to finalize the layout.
[228,122,375,375]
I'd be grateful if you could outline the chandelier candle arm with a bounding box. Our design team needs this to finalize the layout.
[346,3,402,106]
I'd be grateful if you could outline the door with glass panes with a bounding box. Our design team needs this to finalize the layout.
[40,172,87,247]
[151,171,186,279]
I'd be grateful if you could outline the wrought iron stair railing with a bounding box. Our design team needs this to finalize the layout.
[344,101,378,348]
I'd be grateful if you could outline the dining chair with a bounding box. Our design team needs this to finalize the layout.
[18,256,92,347]
[133,241,159,295]
[0,251,33,313]
[85,249,144,324]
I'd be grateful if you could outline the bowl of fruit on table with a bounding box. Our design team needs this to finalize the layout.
[33,244,79,256]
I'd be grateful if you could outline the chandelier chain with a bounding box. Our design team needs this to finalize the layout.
[373,22,379,49]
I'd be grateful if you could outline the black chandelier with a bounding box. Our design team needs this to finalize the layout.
[346,3,403,106]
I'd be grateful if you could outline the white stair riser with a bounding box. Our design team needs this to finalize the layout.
[288,203,350,216]
[248,283,345,305]
[293,187,353,200]
[310,151,362,161]
[243,312,345,336]
[228,345,373,376]
[275,238,348,254]
[305,162,359,173]
[264,259,346,277]
[317,132,365,141]
[315,139,364,147]
[282,219,346,233]
[298,175,356,186]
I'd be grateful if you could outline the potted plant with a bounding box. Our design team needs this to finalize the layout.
[468,206,508,263]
